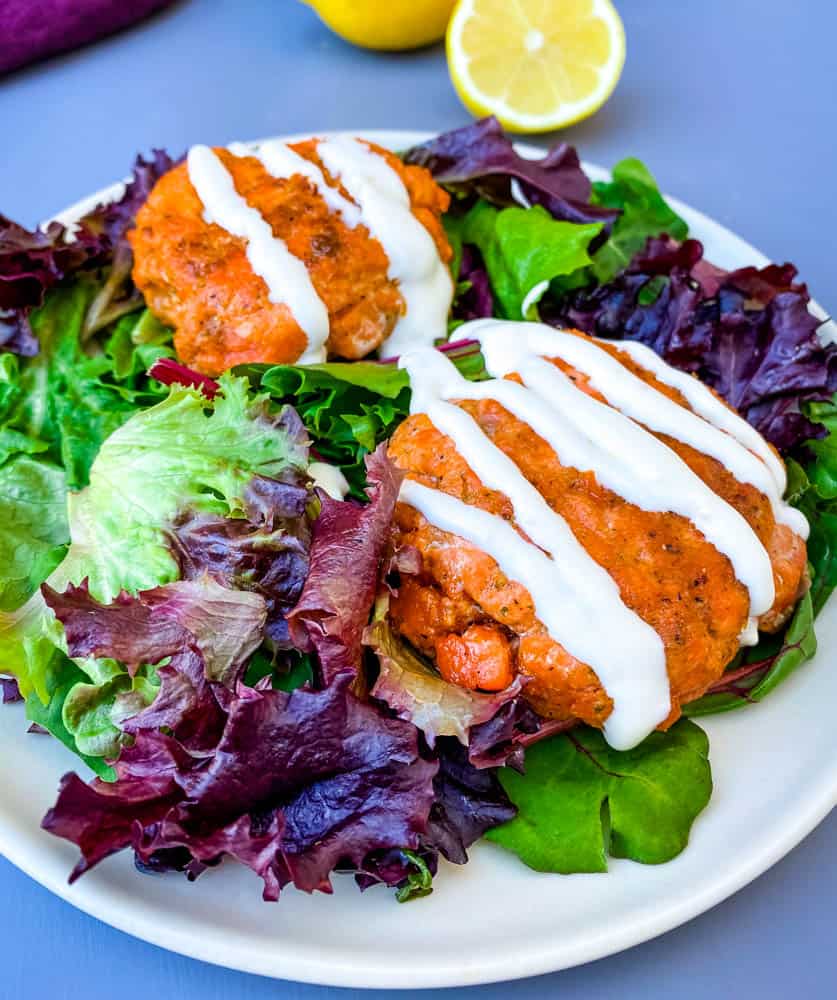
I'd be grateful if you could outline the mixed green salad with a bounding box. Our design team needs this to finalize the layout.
[0,120,834,901]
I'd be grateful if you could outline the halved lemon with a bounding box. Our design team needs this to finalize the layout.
[446,0,626,133]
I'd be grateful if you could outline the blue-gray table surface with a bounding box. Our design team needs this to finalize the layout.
[1,1,835,997]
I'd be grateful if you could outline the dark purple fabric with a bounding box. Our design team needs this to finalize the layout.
[0,0,176,76]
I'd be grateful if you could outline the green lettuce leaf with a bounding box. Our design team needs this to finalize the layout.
[22,646,116,780]
[452,202,603,319]
[18,284,174,491]
[0,591,65,702]
[0,456,69,612]
[486,720,712,873]
[59,658,159,761]
[0,373,306,711]
[590,158,689,283]
[51,373,308,603]
[792,398,837,614]
[243,362,410,498]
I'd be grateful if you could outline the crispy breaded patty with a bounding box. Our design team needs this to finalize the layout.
[129,141,451,374]
[389,340,808,730]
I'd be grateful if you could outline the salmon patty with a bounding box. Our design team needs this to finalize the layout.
[389,334,808,731]
[129,141,452,374]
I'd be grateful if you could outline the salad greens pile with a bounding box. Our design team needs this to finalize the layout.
[0,119,834,899]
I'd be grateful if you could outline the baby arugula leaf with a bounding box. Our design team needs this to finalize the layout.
[486,720,712,873]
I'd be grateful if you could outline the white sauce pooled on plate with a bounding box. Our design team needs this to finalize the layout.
[316,135,453,356]
[187,144,329,363]
[396,320,807,749]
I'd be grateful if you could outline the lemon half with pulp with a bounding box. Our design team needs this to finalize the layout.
[447,0,626,133]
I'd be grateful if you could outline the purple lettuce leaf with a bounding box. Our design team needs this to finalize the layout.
[78,150,179,335]
[80,150,177,252]
[456,245,495,321]
[43,673,439,900]
[174,514,310,649]
[548,235,835,453]
[403,117,618,227]
[1,676,22,703]
[1,149,176,353]
[42,576,267,750]
[42,733,192,880]
[288,446,402,684]
[42,577,265,688]
[173,460,312,650]
[366,617,522,747]
[424,739,517,865]
[148,357,220,398]
[0,215,108,355]
[468,699,578,770]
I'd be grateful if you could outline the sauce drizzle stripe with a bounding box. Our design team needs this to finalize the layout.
[409,322,777,618]
[232,140,361,227]
[187,144,329,364]
[466,320,807,538]
[401,348,669,750]
[609,338,789,492]
[316,136,453,356]
[400,477,671,751]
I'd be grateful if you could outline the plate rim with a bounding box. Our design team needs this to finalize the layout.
[2,128,835,989]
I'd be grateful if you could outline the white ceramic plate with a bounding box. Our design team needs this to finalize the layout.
[1,131,835,990]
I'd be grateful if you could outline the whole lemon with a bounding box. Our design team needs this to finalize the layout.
[304,0,456,51]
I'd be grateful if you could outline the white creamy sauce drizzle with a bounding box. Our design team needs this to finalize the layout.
[470,321,808,539]
[509,177,532,209]
[308,461,350,500]
[232,140,361,227]
[401,348,670,751]
[609,339,790,494]
[461,319,777,619]
[187,144,329,363]
[316,135,453,356]
[521,279,550,317]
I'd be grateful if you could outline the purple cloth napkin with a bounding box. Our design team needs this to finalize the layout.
[0,0,175,75]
